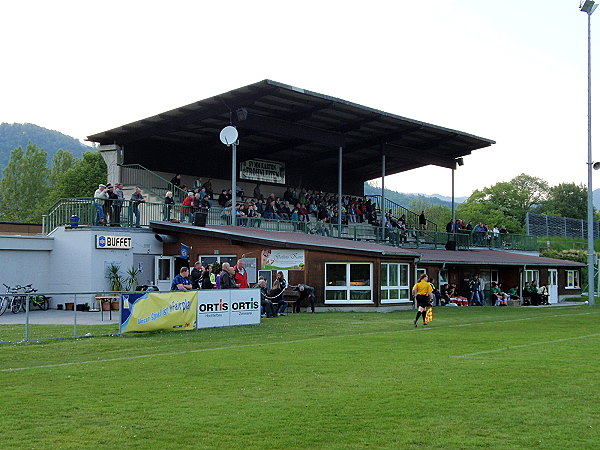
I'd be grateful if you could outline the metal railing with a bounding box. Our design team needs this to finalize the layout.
[43,198,538,251]
[120,164,188,201]
[0,290,122,344]
[365,194,438,232]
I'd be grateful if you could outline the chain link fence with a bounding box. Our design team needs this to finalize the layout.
[526,213,600,239]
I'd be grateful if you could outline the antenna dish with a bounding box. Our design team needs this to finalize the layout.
[219,126,238,146]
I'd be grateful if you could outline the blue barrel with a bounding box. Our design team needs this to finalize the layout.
[70,215,80,228]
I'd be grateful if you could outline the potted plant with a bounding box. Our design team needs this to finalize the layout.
[124,265,140,291]
[106,263,123,291]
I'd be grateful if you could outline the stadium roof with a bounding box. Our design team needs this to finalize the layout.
[87,80,495,189]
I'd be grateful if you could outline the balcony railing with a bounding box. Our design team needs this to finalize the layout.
[43,198,538,252]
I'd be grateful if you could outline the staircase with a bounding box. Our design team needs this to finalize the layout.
[365,194,438,231]
[119,164,187,203]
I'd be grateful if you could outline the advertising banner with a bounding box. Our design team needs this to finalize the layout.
[229,289,261,327]
[239,159,285,184]
[260,249,305,270]
[197,291,230,329]
[120,291,197,333]
[197,289,261,329]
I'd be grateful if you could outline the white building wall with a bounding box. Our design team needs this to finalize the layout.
[0,236,53,292]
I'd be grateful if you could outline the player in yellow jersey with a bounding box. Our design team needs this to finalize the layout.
[412,273,433,327]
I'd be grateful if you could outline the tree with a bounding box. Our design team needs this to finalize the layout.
[541,183,588,220]
[510,173,549,208]
[0,142,50,222]
[49,149,76,189]
[52,151,107,199]
[407,198,452,230]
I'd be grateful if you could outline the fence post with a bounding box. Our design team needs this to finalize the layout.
[25,293,30,343]
[73,293,77,337]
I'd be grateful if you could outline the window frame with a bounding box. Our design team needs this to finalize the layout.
[324,262,373,304]
[565,270,580,289]
[380,262,411,304]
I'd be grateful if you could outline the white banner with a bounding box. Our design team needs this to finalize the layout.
[261,249,305,270]
[239,159,285,184]
[197,289,260,329]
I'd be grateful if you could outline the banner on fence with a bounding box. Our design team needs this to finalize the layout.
[120,291,197,333]
[197,289,261,329]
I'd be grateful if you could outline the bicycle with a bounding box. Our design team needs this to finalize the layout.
[24,285,49,310]
[0,283,16,316]
[10,285,27,314]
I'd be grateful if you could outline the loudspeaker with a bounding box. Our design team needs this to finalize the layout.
[194,212,207,227]
[445,240,457,251]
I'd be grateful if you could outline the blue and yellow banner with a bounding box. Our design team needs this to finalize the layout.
[120,291,197,333]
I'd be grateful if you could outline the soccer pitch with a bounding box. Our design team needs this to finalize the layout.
[1,306,598,449]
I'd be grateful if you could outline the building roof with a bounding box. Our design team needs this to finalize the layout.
[412,248,584,267]
[151,222,418,259]
[150,222,583,267]
[87,80,495,187]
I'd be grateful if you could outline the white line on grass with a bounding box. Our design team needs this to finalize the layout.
[0,310,597,372]
[451,333,600,358]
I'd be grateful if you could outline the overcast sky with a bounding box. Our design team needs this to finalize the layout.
[1,0,597,197]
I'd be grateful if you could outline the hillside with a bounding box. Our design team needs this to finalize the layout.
[0,123,91,172]
[363,182,466,209]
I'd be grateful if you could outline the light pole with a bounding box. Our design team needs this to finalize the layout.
[581,0,598,305]
[220,126,239,227]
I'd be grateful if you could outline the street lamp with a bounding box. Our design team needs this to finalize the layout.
[220,125,239,227]
[581,0,597,305]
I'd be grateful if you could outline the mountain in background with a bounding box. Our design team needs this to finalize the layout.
[363,183,467,209]
[0,123,91,172]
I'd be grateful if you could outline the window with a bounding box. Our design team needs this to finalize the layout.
[325,263,372,303]
[566,270,580,289]
[524,270,539,284]
[381,263,410,303]
[416,268,427,279]
[199,255,237,267]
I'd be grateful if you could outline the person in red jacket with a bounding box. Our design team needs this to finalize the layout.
[180,192,194,223]
[233,259,249,288]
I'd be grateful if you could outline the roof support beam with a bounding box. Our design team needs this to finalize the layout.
[234,113,344,147]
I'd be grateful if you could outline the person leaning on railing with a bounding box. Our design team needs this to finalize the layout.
[130,187,146,227]
[93,184,108,226]
[164,191,175,221]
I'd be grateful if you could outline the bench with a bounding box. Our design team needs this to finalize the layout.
[272,288,300,313]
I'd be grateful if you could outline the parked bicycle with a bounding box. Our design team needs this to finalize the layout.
[0,283,16,316]
[24,285,49,311]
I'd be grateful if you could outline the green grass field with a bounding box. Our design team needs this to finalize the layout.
[1,306,599,449]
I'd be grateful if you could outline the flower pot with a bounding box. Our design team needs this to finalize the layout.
[57,304,63,310]
[102,301,111,311]
[76,304,85,312]
[65,302,74,311]
[111,300,120,311]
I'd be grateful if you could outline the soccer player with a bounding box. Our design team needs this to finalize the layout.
[412,273,433,327]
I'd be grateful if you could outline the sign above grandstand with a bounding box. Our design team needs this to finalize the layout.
[240,159,285,184]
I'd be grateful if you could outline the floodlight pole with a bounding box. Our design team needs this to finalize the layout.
[582,1,597,305]
[338,146,343,235]
[232,142,237,228]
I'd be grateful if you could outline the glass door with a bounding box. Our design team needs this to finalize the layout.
[154,256,174,291]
